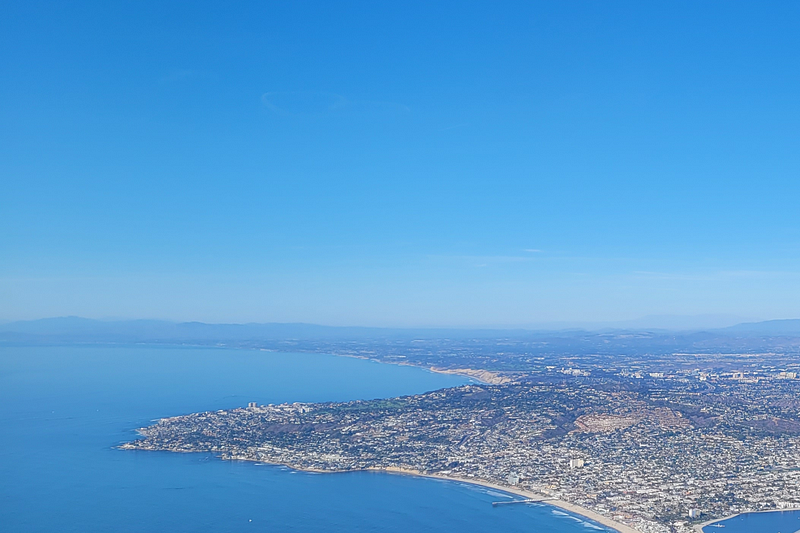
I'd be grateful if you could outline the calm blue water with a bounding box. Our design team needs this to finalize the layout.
[704,511,800,533]
[4,343,764,533]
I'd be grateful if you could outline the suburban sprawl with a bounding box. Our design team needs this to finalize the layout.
[121,325,800,533]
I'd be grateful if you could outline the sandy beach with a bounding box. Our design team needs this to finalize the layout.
[428,367,513,385]
[368,466,641,533]
[228,454,642,532]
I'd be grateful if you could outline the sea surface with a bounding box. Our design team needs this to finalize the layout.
[0,345,794,533]
[704,511,800,533]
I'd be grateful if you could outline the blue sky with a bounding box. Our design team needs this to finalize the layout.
[2,1,800,327]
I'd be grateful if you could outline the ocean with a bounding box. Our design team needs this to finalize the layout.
[1,345,794,533]
[704,511,800,533]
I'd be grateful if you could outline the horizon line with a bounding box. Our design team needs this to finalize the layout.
[2,314,799,333]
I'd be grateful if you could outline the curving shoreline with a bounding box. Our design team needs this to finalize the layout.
[219,453,642,533]
[326,351,506,385]
[367,467,641,533]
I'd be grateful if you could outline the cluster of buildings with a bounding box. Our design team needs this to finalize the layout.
[124,372,800,533]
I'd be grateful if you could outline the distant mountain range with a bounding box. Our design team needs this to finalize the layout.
[0,316,532,343]
[2,316,800,345]
[720,319,800,334]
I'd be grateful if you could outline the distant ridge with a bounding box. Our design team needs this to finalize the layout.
[0,317,535,343]
[720,319,800,335]
[4,316,800,358]
[2,316,800,345]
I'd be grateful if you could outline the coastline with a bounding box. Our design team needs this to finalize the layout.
[695,514,727,532]
[219,452,642,533]
[367,467,642,533]
[694,508,800,532]
[322,351,507,385]
[266,348,491,385]
[428,367,512,385]
[21,342,504,387]
[126,347,629,530]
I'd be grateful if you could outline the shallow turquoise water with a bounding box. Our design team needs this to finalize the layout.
[0,344,728,532]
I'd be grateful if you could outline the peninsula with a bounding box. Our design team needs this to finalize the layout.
[124,357,800,533]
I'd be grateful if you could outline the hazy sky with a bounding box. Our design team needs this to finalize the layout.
[2,1,800,326]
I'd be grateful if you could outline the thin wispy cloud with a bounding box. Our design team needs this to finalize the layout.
[261,91,409,117]
[261,91,347,116]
